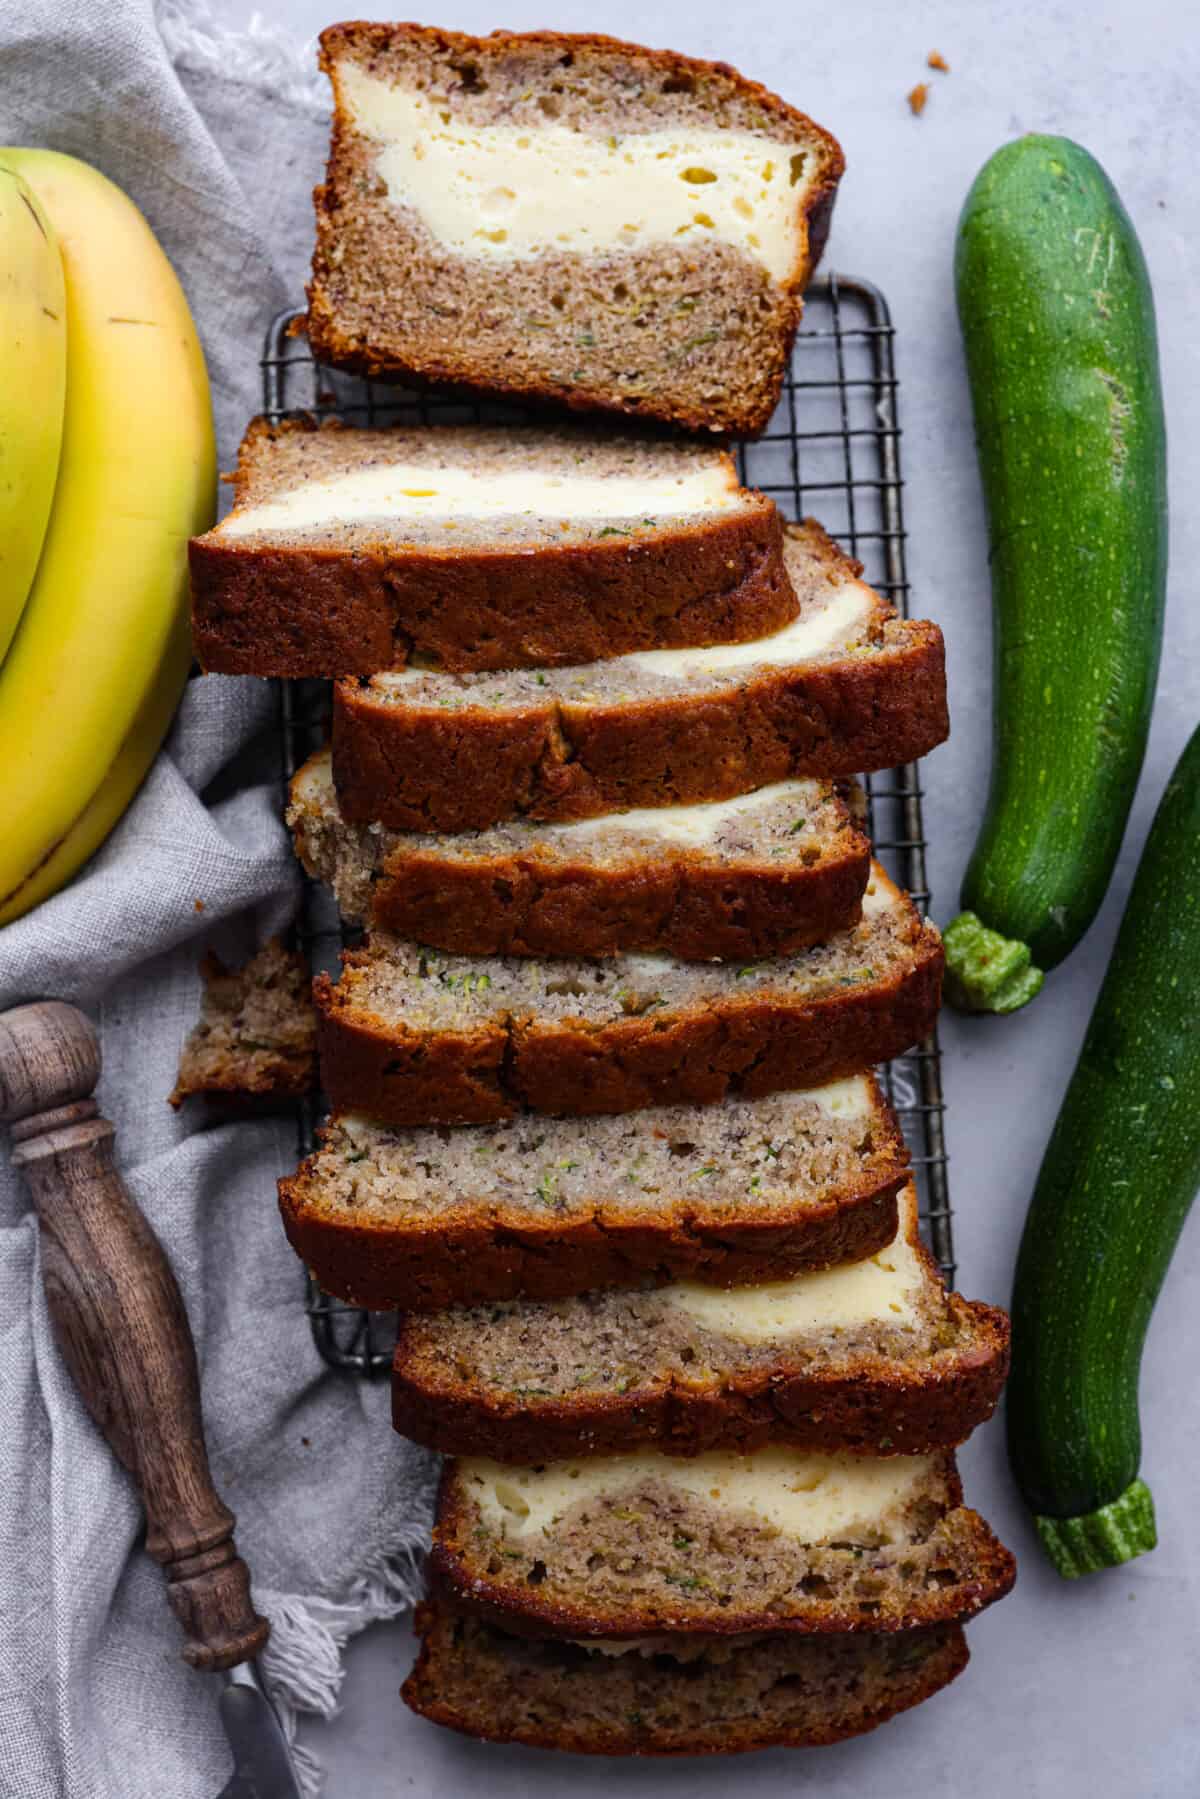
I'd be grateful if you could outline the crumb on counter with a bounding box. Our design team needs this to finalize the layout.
[927,50,950,72]
[908,83,929,116]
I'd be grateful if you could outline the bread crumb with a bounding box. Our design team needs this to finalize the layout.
[927,50,950,72]
[908,83,929,115]
[169,936,317,1109]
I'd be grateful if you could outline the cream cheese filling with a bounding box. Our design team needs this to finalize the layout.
[621,580,877,677]
[372,573,879,693]
[555,777,822,848]
[465,1446,931,1542]
[662,1188,924,1340]
[297,750,820,851]
[297,751,842,859]
[218,456,740,539]
[860,867,900,919]
[337,63,813,283]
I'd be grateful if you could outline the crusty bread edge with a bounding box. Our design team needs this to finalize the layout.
[401,1603,970,1755]
[429,1454,1017,1639]
[280,1161,905,1313]
[390,1219,1010,1453]
[313,917,944,1126]
[327,518,948,832]
[290,768,873,958]
[191,419,802,678]
[331,613,948,835]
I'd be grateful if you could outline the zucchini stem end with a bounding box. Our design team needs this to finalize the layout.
[942,911,1044,1013]
[1035,1479,1157,1578]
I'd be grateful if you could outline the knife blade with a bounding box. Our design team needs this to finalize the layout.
[217,1662,303,1799]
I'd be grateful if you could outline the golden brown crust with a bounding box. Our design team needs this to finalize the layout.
[390,1292,1011,1458]
[332,619,948,831]
[357,827,870,961]
[306,26,845,437]
[313,924,944,1126]
[279,1164,903,1313]
[402,1604,970,1755]
[190,420,796,677]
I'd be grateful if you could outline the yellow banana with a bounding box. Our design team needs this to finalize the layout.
[0,604,192,927]
[0,162,67,665]
[0,149,215,917]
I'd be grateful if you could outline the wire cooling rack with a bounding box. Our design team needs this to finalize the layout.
[265,274,953,1376]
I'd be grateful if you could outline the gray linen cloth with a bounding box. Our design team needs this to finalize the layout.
[0,4,436,1794]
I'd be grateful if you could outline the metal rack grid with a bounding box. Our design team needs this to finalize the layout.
[265,274,953,1376]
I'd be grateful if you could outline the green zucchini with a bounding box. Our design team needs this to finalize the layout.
[944,135,1167,1014]
[1007,721,1200,1576]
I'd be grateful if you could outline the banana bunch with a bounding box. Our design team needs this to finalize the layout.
[0,166,66,666]
[0,149,215,926]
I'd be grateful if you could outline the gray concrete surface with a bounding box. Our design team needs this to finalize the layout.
[210,2,1200,1790]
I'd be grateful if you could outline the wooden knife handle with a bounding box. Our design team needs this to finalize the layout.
[0,1000,269,1672]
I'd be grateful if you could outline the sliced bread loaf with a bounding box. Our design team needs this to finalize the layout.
[190,417,795,676]
[332,520,948,831]
[290,747,870,959]
[390,1184,1010,1458]
[403,1603,969,1755]
[432,1445,1015,1637]
[314,865,943,1125]
[279,1076,908,1311]
[169,938,316,1108]
[307,25,845,437]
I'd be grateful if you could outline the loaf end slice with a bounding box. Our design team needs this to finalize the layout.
[403,1604,969,1755]
[391,1183,1010,1458]
[432,1445,1016,1638]
[280,1077,908,1311]
[307,25,844,436]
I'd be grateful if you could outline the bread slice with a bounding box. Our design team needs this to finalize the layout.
[313,865,943,1126]
[307,25,845,437]
[390,1184,1010,1458]
[279,1075,908,1312]
[432,1445,1015,1639]
[290,747,871,960]
[168,938,316,1108]
[403,1603,969,1755]
[331,520,948,832]
[190,417,795,677]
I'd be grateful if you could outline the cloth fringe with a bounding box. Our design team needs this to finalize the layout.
[259,1533,430,1796]
[154,0,327,113]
